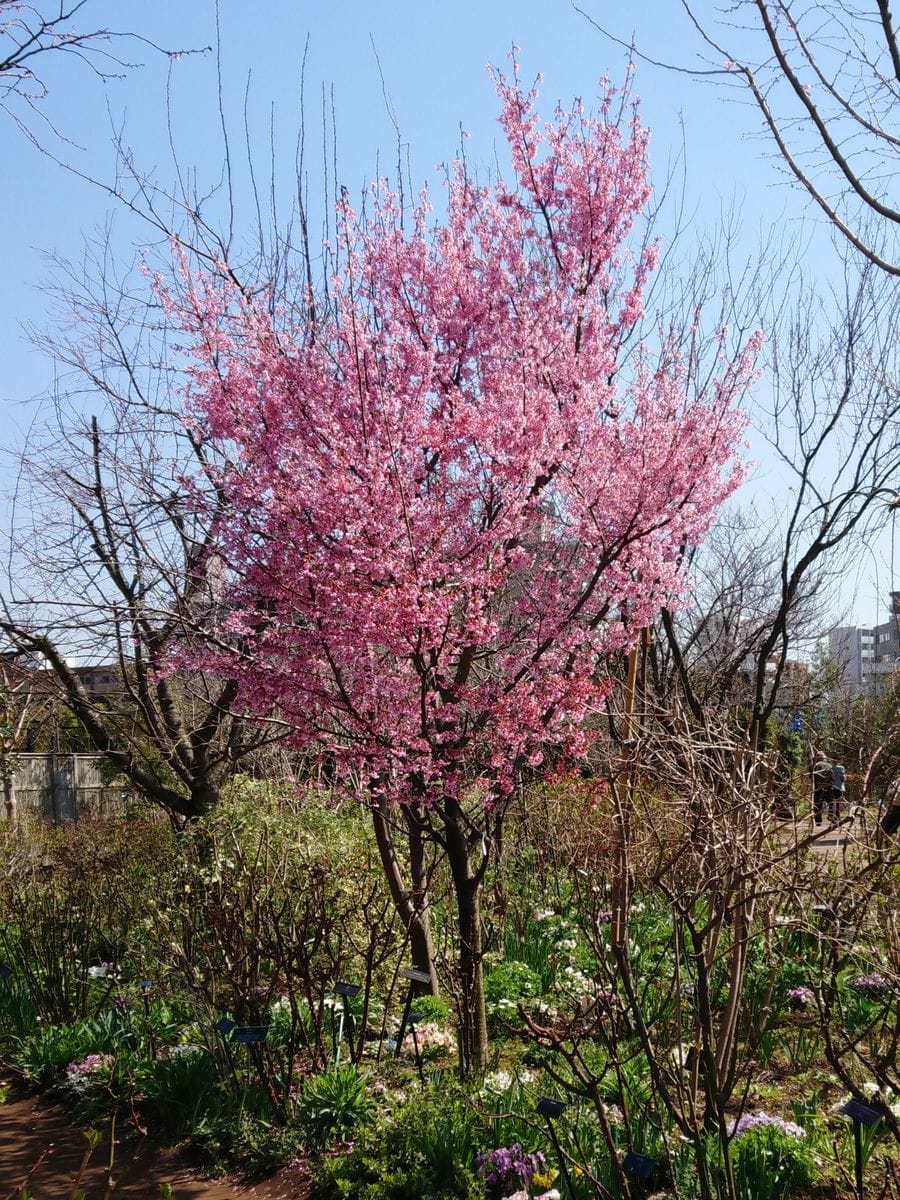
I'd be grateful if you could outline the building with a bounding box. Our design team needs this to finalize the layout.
[828,591,900,693]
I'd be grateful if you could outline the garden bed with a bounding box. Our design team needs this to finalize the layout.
[1,784,897,1200]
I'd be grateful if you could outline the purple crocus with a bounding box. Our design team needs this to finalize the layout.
[476,1144,546,1195]
[853,973,893,994]
[729,1111,806,1140]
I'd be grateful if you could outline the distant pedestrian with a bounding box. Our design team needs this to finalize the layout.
[812,760,832,825]
[831,763,846,820]
[881,777,900,840]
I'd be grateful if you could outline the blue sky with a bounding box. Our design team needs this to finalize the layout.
[1,1,894,626]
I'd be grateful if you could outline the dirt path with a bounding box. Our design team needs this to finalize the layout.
[0,1094,312,1200]
[782,807,878,857]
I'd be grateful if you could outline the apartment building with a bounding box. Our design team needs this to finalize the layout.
[828,591,900,692]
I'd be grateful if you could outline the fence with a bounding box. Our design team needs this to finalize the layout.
[3,754,132,821]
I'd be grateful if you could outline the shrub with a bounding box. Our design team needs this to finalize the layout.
[16,1014,123,1087]
[296,1063,375,1149]
[141,1047,225,1139]
[410,993,452,1025]
[729,1116,815,1200]
[314,1091,482,1199]
[192,1113,305,1175]
[484,961,542,1006]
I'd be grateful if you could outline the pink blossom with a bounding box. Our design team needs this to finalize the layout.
[171,70,758,809]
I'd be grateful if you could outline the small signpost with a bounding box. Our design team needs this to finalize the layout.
[841,1098,884,1200]
[334,981,362,1064]
[407,1011,426,1084]
[231,1025,269,1044]
[394,966,431,1058]
[623,1151,658,1193]
[536,1098,573,1198]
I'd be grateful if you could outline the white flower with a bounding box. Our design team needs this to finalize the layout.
[491,997,517,1012]
[481,1069,513,1095]
[167,1043,202,1059]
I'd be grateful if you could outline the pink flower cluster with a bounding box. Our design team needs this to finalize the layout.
[65,1053,114,1093]
[404,1022,457,1059]
[172,67,758,810]
[786,986,815,1008]
[853,973,893,993]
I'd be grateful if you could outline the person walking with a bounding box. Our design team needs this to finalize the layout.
[880,777,900,840]
[812,759,832,825]
[830,762,846,821]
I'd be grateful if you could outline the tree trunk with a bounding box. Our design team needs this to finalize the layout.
[403,805,439,992]
[443,795,488,1073]
[371,798,438,992]
[3,774,15,823]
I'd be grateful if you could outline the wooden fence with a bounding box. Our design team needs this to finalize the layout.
[2,754,132,821]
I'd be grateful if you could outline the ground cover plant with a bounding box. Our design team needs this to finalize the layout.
[1,752,898,1199]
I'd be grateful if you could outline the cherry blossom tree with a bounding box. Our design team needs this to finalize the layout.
[174,68,760,1069]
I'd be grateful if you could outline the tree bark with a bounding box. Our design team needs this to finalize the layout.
[371,798,438,992]
[3,774,15,823]
[443,795,488,1073]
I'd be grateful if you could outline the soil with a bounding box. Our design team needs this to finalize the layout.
[0,1092,312,1200]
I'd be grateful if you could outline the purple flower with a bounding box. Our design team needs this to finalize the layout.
[65,1053,114,1093]
[853,973,893,993]
[476,1144,546,1194]
[786,986,815,1008]
[728,1111,806,1140]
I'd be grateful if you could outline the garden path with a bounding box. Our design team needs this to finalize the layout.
[0,1094,311,1200]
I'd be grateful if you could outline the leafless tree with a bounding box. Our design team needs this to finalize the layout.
[651,257,900,751]
[514,707,899,1200]
[0,239,285,822]
[649,509,827,715]
[0,1,190,146]
[582,0,900,274]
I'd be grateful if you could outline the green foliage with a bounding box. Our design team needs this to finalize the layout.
[314,1092,482,1199]
[0,817,173,1023]
[296,1063,376,1149]
[0,972,38,1050]
[729,1125,816,1200]
[409,993,452,1024]
[484,960,542,1005]
[141,1047,227,1139]
[0,777,893,1191]
[17,1015,121,1087]
[192,1112,305,1175]
[503,919,564,994]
